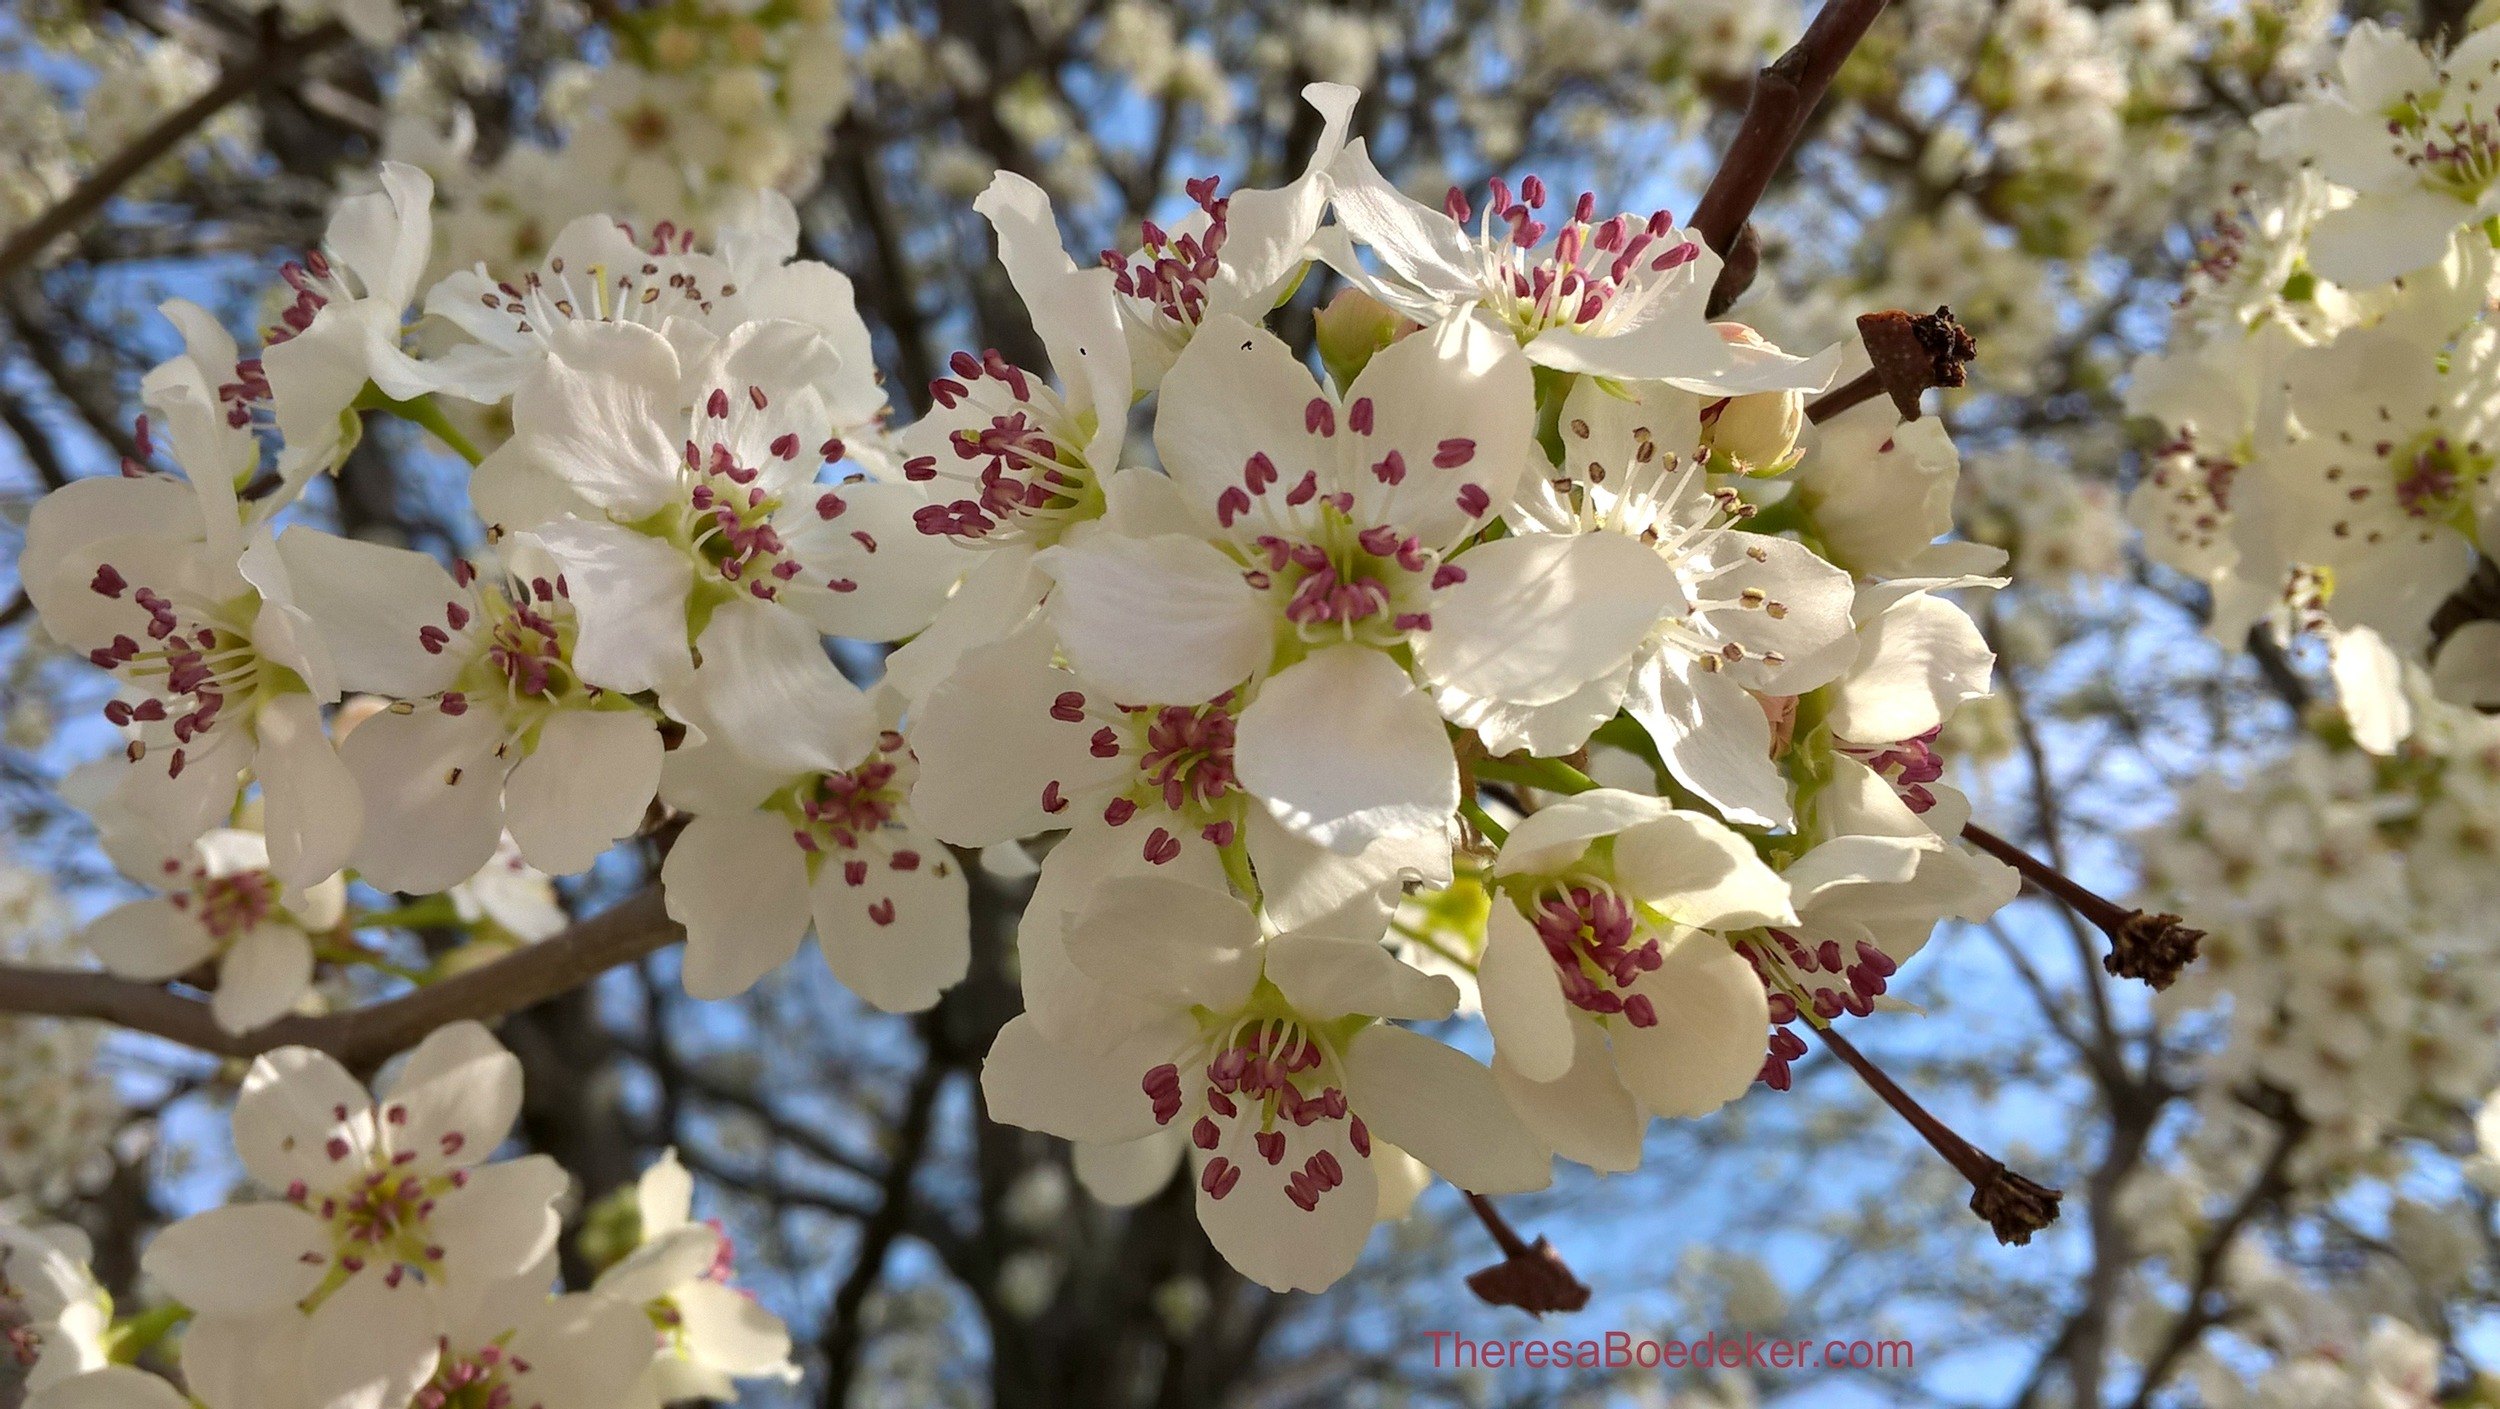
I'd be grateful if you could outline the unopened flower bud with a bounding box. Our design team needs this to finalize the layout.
[1315,288,1417,389]
[1701,326,1804,475]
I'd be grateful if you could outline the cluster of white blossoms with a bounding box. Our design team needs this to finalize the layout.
[383,0,851,276]
[18,1022,794,1409]
[2102,697,2500,1409]
[2135,697,2500,1174]
[0,860,123,1205]
[17,77,2028,1297]
[2129,17,2500,746]
[0,29,232,260]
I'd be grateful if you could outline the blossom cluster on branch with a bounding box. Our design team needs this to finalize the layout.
[0,56,2046,1390]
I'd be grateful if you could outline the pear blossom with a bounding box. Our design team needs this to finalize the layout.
[2240,324,2500,654]
[1477,790,1792,1167]
[1319,150,1839,391]
[144,1023,566,1405]
[1098,82,1360,389]
[1795,401,2007,581]
[422,193,892,466]
[982,869,1551,1292]
[273,528,665,894]
[2254,22,2500,287]
[1469,376,1856,824]
[1039,311,1594,854]
[81,827,344,1034]
[22,473,359,887]
[0,1216,112,1396]
[659,658,966,1007]
[471,316,960,692]
[260,162,443,481]
[907,623,1448,931]
[881,172,1126,701]
[590,1150,799,1401]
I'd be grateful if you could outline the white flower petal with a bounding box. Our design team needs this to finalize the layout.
[301,1264,442,1409]
[1829,591,1994,744]
[665,812,813,999]
[432,1154,567,1284]
[1072,1131,1186,1207]
[1625,650,1791,829]
[1037,533,1271,705]
[908,626,1127,846]
[776,482,975,642]
[1265,933,1457,1023]
[140,1204,328,1316]
[210,925,314,1035]
[1343,1024,1552,1195]
[255,692,364,889]
[83,899,215,981]
[663,599,874,777]
[1245,808,1450,937]
[381,1019,524,1173]
[1495,1016,1645,1174]
[1235,646,1457,854]
[1346,314,1535,548]
[1479,905,1574,1083]
[810,834,969,1013]
[1609,936,1770,1120]
[981,1013,1171,1144]
[515,520,694,694]
[1195,1112,1376,1293]
[274,528,469,699]
[178,1313,308,1409]
[501,709,665,877]
[494,321,685,523]
[338,704,507,894]
[29,1365,194,1409]
[669,1278,797,1382]
[1611,811,1795,929]
[1419,530,1682,707]
[1061,874,1261,1011]
[233,1044,373,1194]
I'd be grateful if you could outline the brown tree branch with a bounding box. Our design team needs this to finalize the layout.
[2119,1100,2307,1409]
[0,887,681,1068]
[1690,0,1890,315]
[817,1041,949,1397]
[0,22,350,285]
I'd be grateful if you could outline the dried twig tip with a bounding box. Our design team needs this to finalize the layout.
[1855,306,1976,419]
[1968,1164,2063,1246]
[2103,911,2204,991]
[1465,1237,1594,1316]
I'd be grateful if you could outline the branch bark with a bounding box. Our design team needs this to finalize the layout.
[0,887,681,1068]
[1689,0,1890,315]
[0,22,350,285]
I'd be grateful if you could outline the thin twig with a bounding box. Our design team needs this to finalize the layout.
[0,887,681,1068]
[817,1044,949,1395]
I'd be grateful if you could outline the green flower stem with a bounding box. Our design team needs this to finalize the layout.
[1472,753,1599,797]
[366,390,485,467]
[105,1302,189,1363]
